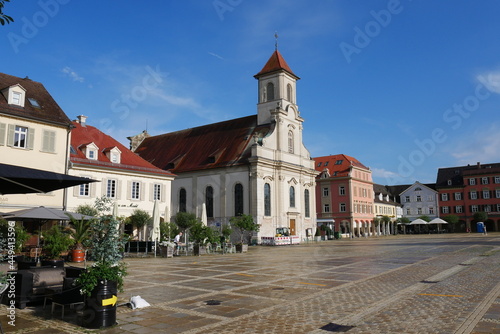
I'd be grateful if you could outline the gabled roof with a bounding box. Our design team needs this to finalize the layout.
[135,115,272,173]
[313,154,370,178]
[254,50,299,80]
[0,72,72,127]
[70,121,175,177]
[373,183,401,206]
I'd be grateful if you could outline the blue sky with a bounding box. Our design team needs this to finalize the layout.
[2,0,500,186]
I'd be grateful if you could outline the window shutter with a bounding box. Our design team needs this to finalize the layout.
[162,183,166,203]
[102,178,107,196]
[27,127,35,150]
[0,123,5,145]
[126,181,131,200]
[73,185,79,197]
[90,181,96,198]
[7,124,14,146]
[140,182,145,200]
[149,183,154,201]
[48,131,56,152]
[117,180,122,200]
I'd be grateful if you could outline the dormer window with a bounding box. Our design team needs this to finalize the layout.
[2,84,26,107]
[82,142,99,160]
[104,146,121,164]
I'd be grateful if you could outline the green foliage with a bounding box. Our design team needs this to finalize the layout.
[314,228,320,237]
[0,219,30,253]
[174,212,198,231]
[373,217,381,224]
[128,209,151,228]
[230,214,259,244]
[381,215,392,223]
[75,204,99,217]
[160,221,178,241]
[442,215,459,224]
[189,223,219,245]
[418,215,431,222]
[77,215,127,296]
[473,211,488,222]
[68,216,93,249]
[398,217,410,225]
[0,0,14,26]
[42,225,75,259]
[77,262,127,297]
[221,224,232,239]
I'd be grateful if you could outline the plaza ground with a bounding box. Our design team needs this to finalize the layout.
[1,233,499,333]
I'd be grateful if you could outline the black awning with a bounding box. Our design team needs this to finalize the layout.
[0,163,97,195]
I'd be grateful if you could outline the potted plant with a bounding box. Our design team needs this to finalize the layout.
[314,228,321,242]
[41,225,75,267]
[190,222,217,256]
[76,215,127,329]
[230,214,259,253]
[68,216,92,262]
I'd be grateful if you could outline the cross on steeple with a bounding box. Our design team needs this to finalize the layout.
[275,32,279,50]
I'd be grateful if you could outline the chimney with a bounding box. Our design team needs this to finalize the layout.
[477,162,481,169]
[76,115,87,127]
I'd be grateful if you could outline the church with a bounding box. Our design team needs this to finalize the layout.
[130,49,318,242]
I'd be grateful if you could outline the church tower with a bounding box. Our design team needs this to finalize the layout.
[254,50,300,126]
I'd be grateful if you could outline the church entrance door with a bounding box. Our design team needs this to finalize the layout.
[289,219,296,236]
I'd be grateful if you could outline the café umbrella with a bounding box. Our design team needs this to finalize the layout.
[0,163,97,195]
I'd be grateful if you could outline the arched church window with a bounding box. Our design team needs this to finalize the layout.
[234,183,243,216]
[288,130,294,154]
[266,82,274,101]
[179,188,186,212]
[304,189,310,218]
[287,83,293,102]
[264,183,271,216]
[206,186,214,218]
[290,186,296,208]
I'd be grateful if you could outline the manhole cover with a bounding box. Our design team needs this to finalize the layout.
[205,300,222,305]
[320,323,355,332]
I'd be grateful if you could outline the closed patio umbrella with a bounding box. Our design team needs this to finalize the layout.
[151,200,161,257]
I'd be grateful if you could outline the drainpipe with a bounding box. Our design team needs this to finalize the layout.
[62,123,74,211]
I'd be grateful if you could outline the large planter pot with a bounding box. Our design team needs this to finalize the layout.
[159,245,173,258]
[17,259,37,270]
[235,244,248,253]
[193,244,208,256]
[41,259,65,268]
[83,280,117,329]
[72,249,85,262]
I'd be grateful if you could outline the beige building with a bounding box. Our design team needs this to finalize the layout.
[0,73,73,212]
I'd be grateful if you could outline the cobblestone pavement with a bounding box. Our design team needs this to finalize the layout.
[1,233,499,333]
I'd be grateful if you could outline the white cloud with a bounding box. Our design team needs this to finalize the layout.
[451,123,500,164]
[62,66,84,82]
[477,71,500,94]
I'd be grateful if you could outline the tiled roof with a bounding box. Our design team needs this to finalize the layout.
[313,154,370,178]
[254,50,299,79]
[70,121,175,177]
[436,162,500,188]
[0,73,71,127]
[135,115,270,173]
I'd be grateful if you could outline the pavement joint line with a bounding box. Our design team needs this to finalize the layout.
[417,293,464,298]
[454,278,500,334]
[298,282,328,287]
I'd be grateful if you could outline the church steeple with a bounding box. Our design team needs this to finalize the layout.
[254,50,300,125]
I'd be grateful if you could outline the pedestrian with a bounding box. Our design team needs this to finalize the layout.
[174,231,183,256]
[483,225,487,235]
[466,227,470,233]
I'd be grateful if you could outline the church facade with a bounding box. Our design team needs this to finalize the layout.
[131,50,318,242]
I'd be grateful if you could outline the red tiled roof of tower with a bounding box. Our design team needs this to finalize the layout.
[135,115,271,173]
[254,50,300,79]
[0,72,72,127]
[313,154,370,178]
[70,121,175,177]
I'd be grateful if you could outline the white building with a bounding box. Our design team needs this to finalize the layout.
[396,182,438,220]
[131,50,318,242]
[67,115,175,240]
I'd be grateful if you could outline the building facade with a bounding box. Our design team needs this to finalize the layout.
[132,50,317,242]
[373,184,402,235]
[0,73,73,211]
[314,154,374,237]
[436,162,500,232]
[67,115,175,240]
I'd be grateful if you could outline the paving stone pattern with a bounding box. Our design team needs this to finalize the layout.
[0,233,499,333]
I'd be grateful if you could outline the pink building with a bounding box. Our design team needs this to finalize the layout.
[314,154,374,237]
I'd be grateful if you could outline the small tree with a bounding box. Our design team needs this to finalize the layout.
[67,216,93,250]
[75,204,99,218]
[0,0,14,26]
[174,212,197,233]
[442,214,459,232]
[128,209,151,240]
[418,215,431,222]
[160,221,178,242]
[230,214,259,244]
[473,211,488,223]
[42,225,75,260]
[0,219,29,253]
